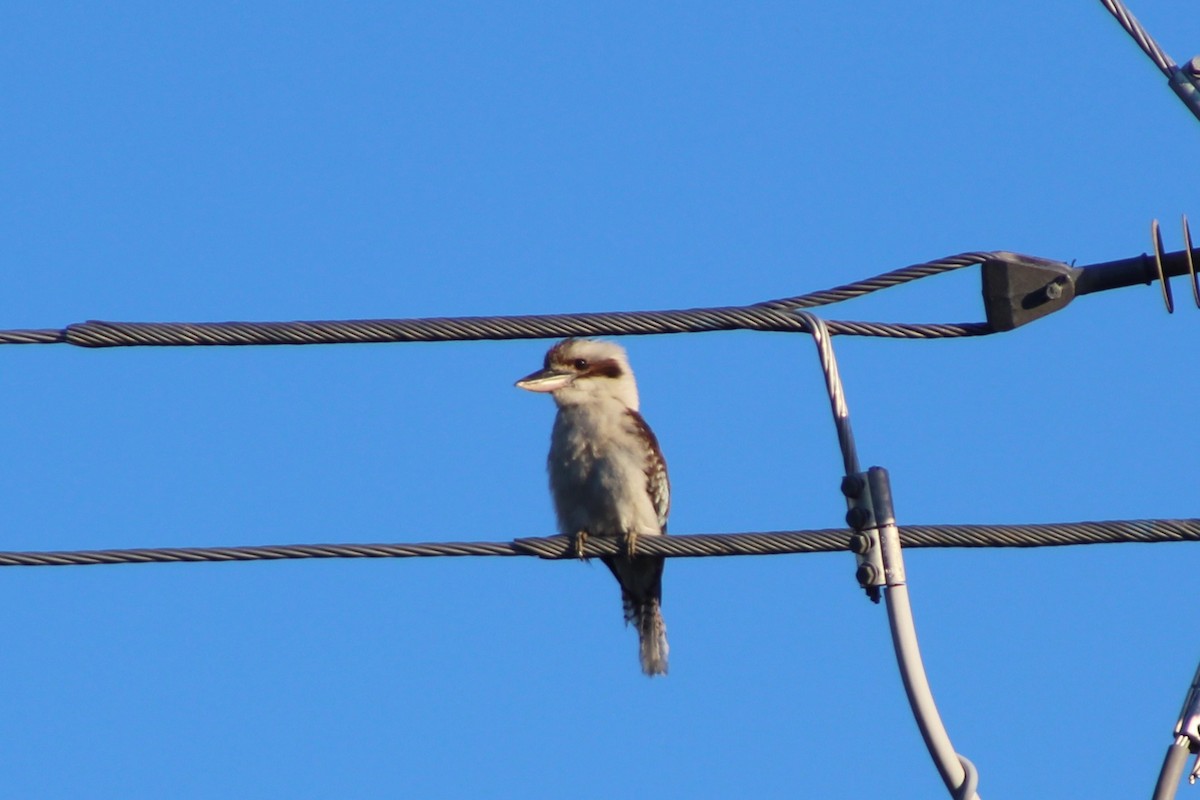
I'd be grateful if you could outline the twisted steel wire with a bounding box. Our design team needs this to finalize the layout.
[795,311,861,476]
[0,519,1194,568]
[798,309,978,799]
[756,252,993,310]
[0,253,997,348]
[1098,0,1175,76]
[0,329,64,345]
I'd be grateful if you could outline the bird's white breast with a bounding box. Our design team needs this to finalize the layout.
[547,402,663,539]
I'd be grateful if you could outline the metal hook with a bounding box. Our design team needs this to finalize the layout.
[1152,219,1175,314]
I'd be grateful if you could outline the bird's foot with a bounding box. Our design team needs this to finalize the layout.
[572,530,590,560]
[623,530,639,558]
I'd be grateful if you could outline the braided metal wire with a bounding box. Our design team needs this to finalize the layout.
[0,519,1194,568]
[899,518,1200,548]
[0,329,64,345]
[0,253,998,348]
[0,541,523,567]
[795,311,861,476]
[56,312,992,348]
[756,252,993,310]
[1098,0,1175,76]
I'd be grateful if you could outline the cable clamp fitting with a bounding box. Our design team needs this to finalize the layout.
[980,252,1078,331]
[841,466,905,603]
[1172,659,1200,783]
[1169,56,1200,123]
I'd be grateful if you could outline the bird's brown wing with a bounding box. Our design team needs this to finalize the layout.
[625,409,670,532]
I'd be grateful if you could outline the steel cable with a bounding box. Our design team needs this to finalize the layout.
[0,253,997,347]
[0,519,1193,568]
[1098,0,1175,76]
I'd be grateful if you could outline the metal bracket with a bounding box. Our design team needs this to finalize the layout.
[980,252,1079,331]
[1173,659,1200,783]
[842,472,883,602]
[1168,57,1200,124]
[842,466,904,602]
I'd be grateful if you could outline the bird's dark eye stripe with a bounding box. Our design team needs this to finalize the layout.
[588,359,624,379]
[550,354,624,378]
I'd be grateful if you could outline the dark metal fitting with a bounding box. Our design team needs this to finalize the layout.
[981,252,1078,331]
[846,506,872,530]
[855,564,877,586]
[848,532,871,555]
[840,474,864,498]
[1186,56,1200,80]
[865,467,897,528]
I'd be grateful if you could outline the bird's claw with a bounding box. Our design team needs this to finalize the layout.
[572,530,590,560]
[624,530,639,558]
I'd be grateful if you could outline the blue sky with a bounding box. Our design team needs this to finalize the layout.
[2,2,1198,797]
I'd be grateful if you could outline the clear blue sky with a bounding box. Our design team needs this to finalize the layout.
[2,2,1198,798]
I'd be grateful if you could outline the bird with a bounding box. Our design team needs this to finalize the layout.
[515,338,671,676]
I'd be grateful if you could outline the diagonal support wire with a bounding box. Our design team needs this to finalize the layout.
[795,310,981,800]
[1098,0,1200,124]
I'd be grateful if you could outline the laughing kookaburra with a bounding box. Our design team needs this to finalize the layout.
[516,338,670,676]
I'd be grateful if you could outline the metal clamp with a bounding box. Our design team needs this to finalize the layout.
[980,252,1078,331]
[841,466,905,602]
[1174,660,1200,783]
[1168,56,1200,123]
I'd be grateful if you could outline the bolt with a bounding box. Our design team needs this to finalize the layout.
[840,474,864,498]
[848,532,871,554]
[1045,279,1064,300]
[856,564,877,586]
[846,506,871,530]
[1186,55,1200,80]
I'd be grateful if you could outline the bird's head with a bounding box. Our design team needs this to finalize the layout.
[515,338,639,410]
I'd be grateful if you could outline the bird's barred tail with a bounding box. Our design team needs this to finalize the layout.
[627,595,669,676]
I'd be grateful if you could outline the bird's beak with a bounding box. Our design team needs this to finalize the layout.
[515,367,573,393]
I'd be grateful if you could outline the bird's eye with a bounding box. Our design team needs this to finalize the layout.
[573,358,589,370]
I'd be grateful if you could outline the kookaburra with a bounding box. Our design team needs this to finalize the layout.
[516,338,670,676]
